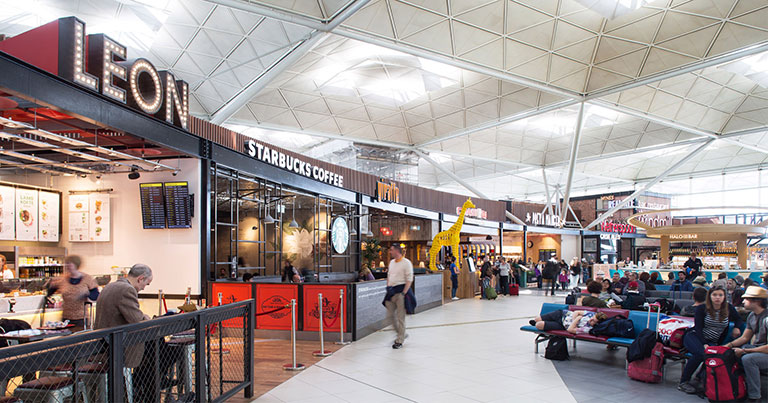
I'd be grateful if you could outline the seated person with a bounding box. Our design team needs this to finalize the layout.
[622,272,646,294]
[617,281,645,310]
[681,287,708,317]
[649,271,664,285]
[598,279,612,301]
[639,272,656,291]
[726,286,768,402]
[577,280,608,308]
[531,310,608,335]
[692,276,708,288]
[666,272,676,285]
[610,272,624,295]
[673,271,694,292]
[712,272,728,289]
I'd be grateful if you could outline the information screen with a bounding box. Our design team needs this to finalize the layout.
[164,181,191,228]
[139,183,165,229]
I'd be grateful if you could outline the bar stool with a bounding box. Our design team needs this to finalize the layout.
[12,376,88,403]
[74,363,135,403]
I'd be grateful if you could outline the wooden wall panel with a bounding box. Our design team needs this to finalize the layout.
[190,117,507,221]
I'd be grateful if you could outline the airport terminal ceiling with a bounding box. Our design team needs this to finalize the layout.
[2,0,768,205]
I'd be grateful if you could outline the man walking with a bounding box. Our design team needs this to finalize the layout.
[383,244,413,349]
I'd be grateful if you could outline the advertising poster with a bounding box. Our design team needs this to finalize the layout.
[302,285,347,332]
[38,191,60,242]
[254,284,298,330]
[15,188,38,241]
[88,194,110,241]
[0,186,14,240]
[68,195,89,242]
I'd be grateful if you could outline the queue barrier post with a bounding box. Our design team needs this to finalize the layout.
[335,288,350,345]
[157,289,163,316]
[313,293,332,357]
[217,292,223,306]
[283,299,305,371]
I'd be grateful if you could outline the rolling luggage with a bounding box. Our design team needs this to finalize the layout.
[508,283,519,296]
[627,302,663,383]
[484,286,497,300]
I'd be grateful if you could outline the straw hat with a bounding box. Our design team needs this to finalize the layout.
[742,286,768,300]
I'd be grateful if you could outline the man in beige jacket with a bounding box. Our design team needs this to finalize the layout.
[95,264,153,367]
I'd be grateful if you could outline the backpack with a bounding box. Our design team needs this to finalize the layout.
[621,293,646,311]
[589,315,634,338]
[627,342,664,383]
[703,346,746,402]
[654,298,677,314]
[626,329,658,363]
[544,336,569,361]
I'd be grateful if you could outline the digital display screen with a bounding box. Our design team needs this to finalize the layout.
[139,183,165,229]
[164,182,191,228]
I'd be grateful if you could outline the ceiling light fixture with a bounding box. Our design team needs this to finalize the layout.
[574,0,650,20]
[288,198,299,229]
[128,165,140,180]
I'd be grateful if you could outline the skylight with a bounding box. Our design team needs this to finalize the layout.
[310,43,461,107]
[719,51,768,89]
[574,0,651,19]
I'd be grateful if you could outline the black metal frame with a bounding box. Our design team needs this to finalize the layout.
[0,300,255,403]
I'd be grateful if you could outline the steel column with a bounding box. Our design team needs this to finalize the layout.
[560,102,585,224]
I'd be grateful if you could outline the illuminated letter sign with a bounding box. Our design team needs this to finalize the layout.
[375,180,399,203]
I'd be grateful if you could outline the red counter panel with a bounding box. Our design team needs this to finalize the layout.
[302,285,348,332]
[255,284,298,330]
[211,283,252,328]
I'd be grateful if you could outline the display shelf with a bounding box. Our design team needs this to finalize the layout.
[14,246,67,279]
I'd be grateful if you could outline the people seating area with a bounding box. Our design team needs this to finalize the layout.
[520,302,743,380]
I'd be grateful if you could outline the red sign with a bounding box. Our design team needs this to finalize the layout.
[380,227,392,236]
[600,220,637,234]
[211,283,252,328]
[255,284,298,330]
[0,17,189,129]
[302,285,348,333]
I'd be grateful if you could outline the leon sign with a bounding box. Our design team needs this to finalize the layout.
[0,17,189,129]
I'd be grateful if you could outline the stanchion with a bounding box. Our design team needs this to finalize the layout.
[158,289,163,316]
[283,299,305,371]
[218,292,222,305]
[313,293,332,357]
[335,288,350,345]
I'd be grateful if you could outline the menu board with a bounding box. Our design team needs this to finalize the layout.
[140,183,166,229]
[164,182,191,228]
[89,194,110,241]
[0,186,14,240]
[69,194,89,242]
[15,188,38,241]
[38,191,60,242]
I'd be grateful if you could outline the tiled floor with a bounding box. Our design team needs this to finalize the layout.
[250,288,727,402]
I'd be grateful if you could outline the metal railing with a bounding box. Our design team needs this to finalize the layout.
[0,299,254,403]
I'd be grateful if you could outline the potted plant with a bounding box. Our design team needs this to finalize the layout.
[362,238,382,271]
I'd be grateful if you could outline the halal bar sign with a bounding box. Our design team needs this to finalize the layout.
[0,17,189,129]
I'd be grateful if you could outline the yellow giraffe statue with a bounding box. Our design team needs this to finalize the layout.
[429,198,475,272]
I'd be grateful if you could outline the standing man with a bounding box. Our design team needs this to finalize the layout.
[95,264,153,368]
[480,256,492,298]
[384,244,413,349]
[726,286,768,403]
[448,256,459,300]
[684,252,703,281]
[543,257,559,296]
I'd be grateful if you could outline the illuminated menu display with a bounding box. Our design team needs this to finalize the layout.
[139,183,165,229]
[164,182,191,228]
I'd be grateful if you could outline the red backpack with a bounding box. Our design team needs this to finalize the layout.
[627,342,664,383]
[703,346,746,402]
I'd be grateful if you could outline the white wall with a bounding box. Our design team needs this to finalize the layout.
[561,234,581,263]
[0,158,201,295]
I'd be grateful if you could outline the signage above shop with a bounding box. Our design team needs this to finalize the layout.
[526,212,563,228]
[245,140,344,187]
[670,233,698,240]
[600,220,636,234]
[0,17,190,129]
[600,233,621,240]
[458,206,487,220]
[380,227,392,236]
[375,180,399,203]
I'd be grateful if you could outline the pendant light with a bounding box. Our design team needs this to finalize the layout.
[288,197,299,228]
[264,199,275,224]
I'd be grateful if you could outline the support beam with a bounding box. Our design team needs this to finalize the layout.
[585,139,715,230]
[541,168,553,217]
[585,41,768,100]
[560,102,585,223]
[208,0,372,125]
[417,100,579,147]
[413,149,489,199]
[568,204,583,229]
[505,210,526,226]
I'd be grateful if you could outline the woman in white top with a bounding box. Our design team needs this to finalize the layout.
[498,258,511,296]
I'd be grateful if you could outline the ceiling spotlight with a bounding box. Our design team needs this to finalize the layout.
[128,166,140,180]
[251,225,258,230]
[264,213,275,224]
[172,170,179,176]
